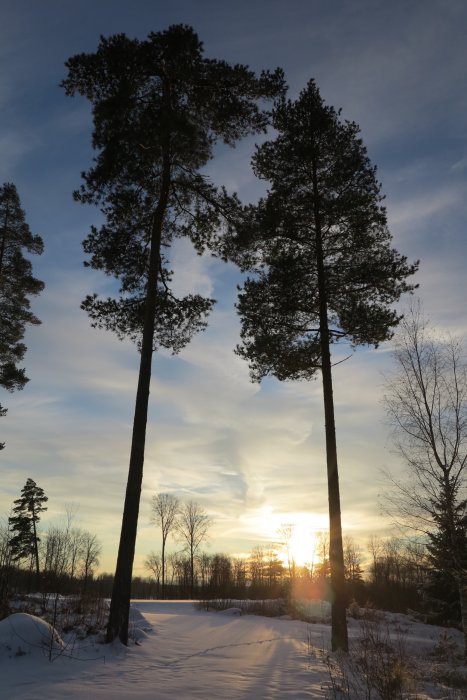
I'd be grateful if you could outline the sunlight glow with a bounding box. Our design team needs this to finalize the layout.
[243,508,329,567]
[287,524,319,567]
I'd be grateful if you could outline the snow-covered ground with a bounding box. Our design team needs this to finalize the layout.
[0,600,466,699]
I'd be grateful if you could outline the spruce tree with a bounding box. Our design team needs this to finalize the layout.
[425,489,467,624]
[62,25,284,644]
[230,81,418,651]
[9,478,48,579]
[0,183,44,449]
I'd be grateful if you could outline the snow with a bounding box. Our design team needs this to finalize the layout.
[0,601,465,699]
[0,613,65,658]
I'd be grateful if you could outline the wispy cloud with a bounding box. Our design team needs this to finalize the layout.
[388,186,464,229]
[1,0,467,575]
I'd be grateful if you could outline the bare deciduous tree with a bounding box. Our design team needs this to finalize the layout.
[0,518,12,602]
[277,523,295,579]
[175,501,211,598]
[150,493,179,599]
[383,305,467,654]
[144,552,161,596]
[343,535,363,582]
[315,531,330,579]
[80,532,101,593]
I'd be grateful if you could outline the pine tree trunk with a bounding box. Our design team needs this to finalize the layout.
[320,337,348,652]
[106,144,171,645]
[313,163,348,652]
[105,225,159,644]
[0,199,10,275]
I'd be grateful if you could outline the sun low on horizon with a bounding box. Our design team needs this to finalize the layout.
[243,508,329,568]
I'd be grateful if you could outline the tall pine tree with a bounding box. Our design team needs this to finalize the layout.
[0,183,44,449]
[9,478,48,579]
[229,81,418,651]
[62,25,284,644]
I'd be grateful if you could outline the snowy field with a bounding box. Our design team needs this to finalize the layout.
[0,600,466,699]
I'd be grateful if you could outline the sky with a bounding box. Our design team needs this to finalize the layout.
[1,0,467,575]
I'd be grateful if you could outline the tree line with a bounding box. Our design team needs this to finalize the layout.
[138,531,445,625]
[145,486,466,632]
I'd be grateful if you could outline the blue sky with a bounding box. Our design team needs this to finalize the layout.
[1,0,467,573]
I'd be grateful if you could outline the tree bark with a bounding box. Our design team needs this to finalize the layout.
[313,163,348,652]
[106,143,171,645]
[0,199,10,275]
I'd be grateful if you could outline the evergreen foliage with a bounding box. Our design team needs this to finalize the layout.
[229,80,418,650]
[0,183,44,449]
[425,486,467,624]
[62,24,285,644]
[62,26,284,354]
[232,81,417,377]
[9,478,48,578]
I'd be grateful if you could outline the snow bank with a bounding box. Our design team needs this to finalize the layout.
[128,605,153,643]
[0,612,65,658]
[218,607,243,616]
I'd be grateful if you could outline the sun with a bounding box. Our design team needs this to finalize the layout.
[276,513,329,567]
[287,525,317,567]
[243,508,329,568]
